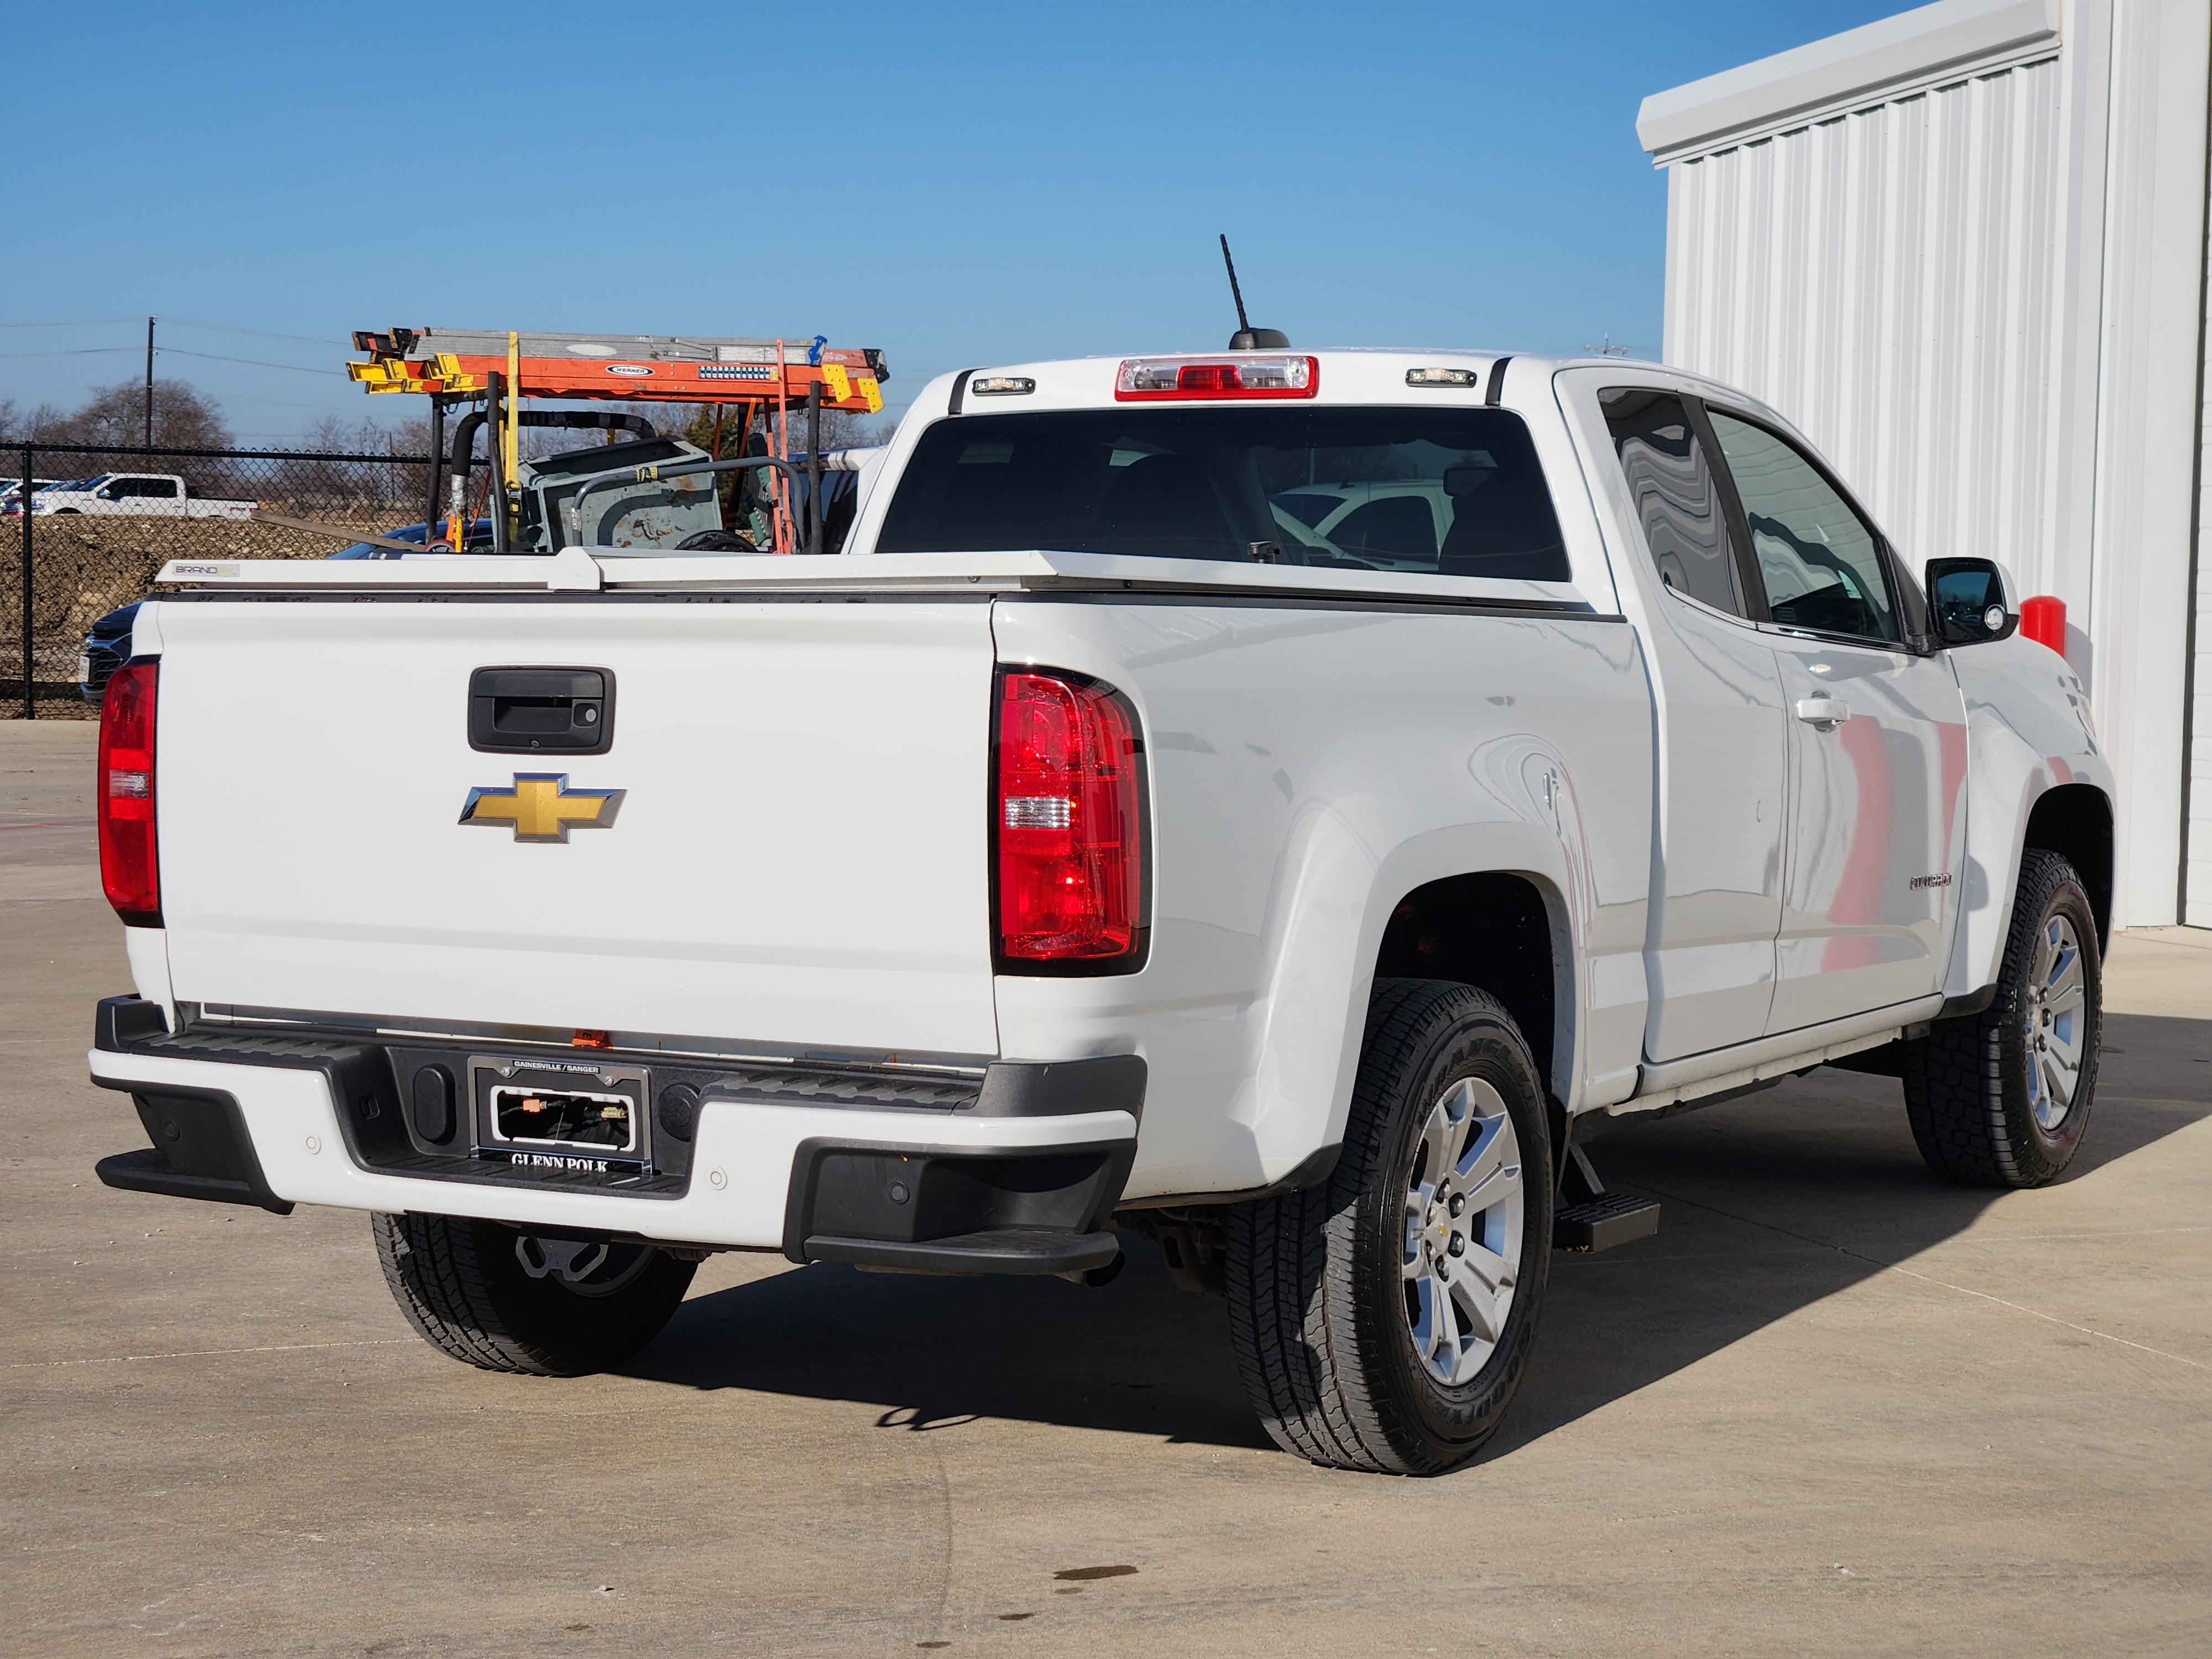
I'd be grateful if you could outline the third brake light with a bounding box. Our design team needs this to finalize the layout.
[1115,356,1318,401]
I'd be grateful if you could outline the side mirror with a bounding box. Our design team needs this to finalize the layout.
[1924,557,2018,646]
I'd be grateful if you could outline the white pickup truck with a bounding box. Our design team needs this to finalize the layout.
[88,348,2112,1474]
[34,472,255,519]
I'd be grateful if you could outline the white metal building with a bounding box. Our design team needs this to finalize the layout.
[1639,0,2212,927]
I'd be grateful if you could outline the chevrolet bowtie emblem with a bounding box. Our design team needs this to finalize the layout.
[460,774,625,843]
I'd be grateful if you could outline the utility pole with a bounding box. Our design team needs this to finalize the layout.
[144,316,155,446]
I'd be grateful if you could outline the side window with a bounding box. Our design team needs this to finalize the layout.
[1705,412,1897,644]
[1599,387,1744,615]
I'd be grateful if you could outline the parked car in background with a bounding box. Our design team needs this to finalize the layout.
[77,602,140,705]
[2,478,91,515]
[1,477,62,512]
[30,473,255,519]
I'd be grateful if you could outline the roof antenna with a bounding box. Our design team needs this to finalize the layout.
[1221,234,1289,350]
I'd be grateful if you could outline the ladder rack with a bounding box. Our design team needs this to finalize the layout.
[347,327,886,411]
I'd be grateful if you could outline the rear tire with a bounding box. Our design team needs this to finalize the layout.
[372,1212,696,1376]
[1902,849,2100,1188]
[1225,979,1553,1474]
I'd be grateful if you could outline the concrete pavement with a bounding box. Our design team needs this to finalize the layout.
[4,721,2208,1657]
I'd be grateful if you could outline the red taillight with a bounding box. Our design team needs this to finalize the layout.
[993,670,1145,967]
[97,659,161,926]
[1115,354,1318,401]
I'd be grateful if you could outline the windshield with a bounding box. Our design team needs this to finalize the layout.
[876,407,1569,580]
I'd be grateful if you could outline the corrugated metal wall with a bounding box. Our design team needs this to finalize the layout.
[1662,54,2065,589]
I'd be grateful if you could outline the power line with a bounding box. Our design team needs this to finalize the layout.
[3,344,341,375]
[0,315,342,345]
[165,317,348,347]
[158,347,345,377]
[0,316,140,329]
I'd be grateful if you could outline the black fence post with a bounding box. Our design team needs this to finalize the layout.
[18,443,32,719]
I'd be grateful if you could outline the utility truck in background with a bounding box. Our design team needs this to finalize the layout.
[86,343,2111,1474]
[344,327,889,557]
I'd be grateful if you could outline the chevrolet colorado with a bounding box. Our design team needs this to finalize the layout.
[86,347,2111,1473]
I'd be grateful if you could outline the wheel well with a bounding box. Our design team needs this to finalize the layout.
[2023,784,2112,950]
[1374,873,1559,1090]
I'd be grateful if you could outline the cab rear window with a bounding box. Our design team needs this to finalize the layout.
[876,408,1569,580]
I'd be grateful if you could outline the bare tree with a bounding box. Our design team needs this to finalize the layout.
[0,396,86,446]
[45,379,233,451]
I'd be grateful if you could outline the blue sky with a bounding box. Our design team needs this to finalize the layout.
[3,1,1903,440]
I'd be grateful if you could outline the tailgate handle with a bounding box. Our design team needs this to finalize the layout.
[468,666,615,755]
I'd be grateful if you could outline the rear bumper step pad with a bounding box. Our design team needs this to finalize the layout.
[93,1079,293,1214]
[96,1146,294,1214]
[804,1227,1121,1276]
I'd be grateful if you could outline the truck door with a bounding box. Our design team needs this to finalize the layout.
[110,476,175,514]
[1700,409,1967,1034]
[1598,388,1790,1062]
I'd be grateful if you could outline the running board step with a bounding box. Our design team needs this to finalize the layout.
[1553,1193,1661,1254]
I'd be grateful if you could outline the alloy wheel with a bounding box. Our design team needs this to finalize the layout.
[1401,1076,1525,1386]
[2023,913,2087,1131]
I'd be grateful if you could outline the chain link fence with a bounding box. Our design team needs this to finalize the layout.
[5,442,434,717]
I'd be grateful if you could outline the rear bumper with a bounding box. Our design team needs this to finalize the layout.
[89,998,1141,1262]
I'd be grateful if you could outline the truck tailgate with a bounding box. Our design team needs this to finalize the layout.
[149,598,999,1057]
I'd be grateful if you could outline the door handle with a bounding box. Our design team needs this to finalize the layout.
[1795,696,1850,728]
[468,666,615,755]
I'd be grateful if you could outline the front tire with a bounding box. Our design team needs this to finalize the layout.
[1903,849,2101,1187]
[1225,979,1553,1474]
[372,1212,696,1376]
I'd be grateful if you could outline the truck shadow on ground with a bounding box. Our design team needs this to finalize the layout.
[632,1233,1272,1449]
[627,1010,2209,1459]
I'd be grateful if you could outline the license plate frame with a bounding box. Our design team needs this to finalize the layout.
[467,1055,652,1176]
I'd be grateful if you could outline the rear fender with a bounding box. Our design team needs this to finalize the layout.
[997,813,1580,1202]
[988,598,1648,1203]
